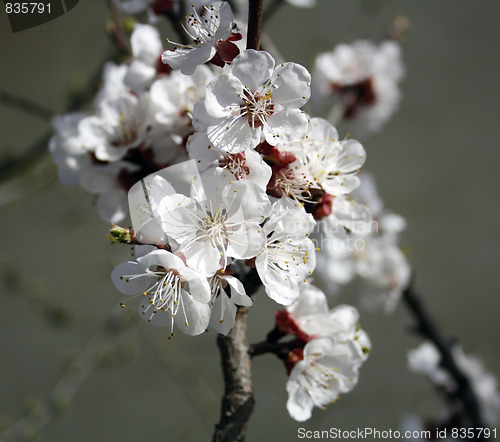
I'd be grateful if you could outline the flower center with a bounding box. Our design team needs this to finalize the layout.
[241,88,275,129]
[219,152,250,179]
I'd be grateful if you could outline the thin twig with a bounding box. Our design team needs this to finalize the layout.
[403,281,488,436]
[137,328,218,434]
[107,0,132,56]
[0,307,134,442]
[0,50,111,185]
[0,90,57,121]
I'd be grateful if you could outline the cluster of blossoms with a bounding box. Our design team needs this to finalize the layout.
[311,39,405,137]
[50,22,216,222]
[275,283,370,421]
[48,0,414,422]
[316,172,411,312]
[408,341,500,427]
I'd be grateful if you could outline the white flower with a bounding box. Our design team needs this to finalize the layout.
[453,346,500,426]
[94,62,129,106]
[49,112,89,186]
[49,112,139,223]
[407,341,455,389]
[111,249,211,336]
[408,342,500,426]
[286,334,369,421]
[208,273,252,335]
[312,40,404,135]
[124,24,166,93]
[79,93,149,162]
[255,198,316,305]
[195,49,311,153]
[280,118,366,196]
[187,131,272,190]
[147,66,214,164]
[322,195,373,240]
[284,283,369,343]
[161,2,240,75]
[139,166,270,276]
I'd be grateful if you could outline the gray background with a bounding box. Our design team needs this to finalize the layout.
[0,0,499,441]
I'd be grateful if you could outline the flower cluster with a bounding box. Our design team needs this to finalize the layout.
[48,0,415,424]
[311,39,404,137]
[408,341,500,426]
[50,23,214,222]
[316,173,411,311]
[275,283,371,421]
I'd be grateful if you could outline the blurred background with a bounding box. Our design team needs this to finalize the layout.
[0,0,499,440]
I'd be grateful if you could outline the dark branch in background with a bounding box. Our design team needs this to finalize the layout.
[161,3,189,46]
[0,307,135,442]
[0,51,108,185]
[247,0,264,50]
[403,280,488,438]
[0,0,133,186]
[107,0,132,56]
[0,90,56,121]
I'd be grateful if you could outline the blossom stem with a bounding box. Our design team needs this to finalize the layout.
[402,280,488,435]
[247,0,264,50]
[249,338,304,359]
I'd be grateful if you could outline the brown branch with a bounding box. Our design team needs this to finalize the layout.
[403,281,488,436]
[0,90,57,121]
[247,0,264,50]
[249,338,303,359]
[107,0,132,56]
[212,306,255,442]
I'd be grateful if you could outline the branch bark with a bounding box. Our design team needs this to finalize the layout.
[403,282,488,436]
[247,0,264,50]
[212,306,255,442]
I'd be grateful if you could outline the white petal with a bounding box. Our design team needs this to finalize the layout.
[222,275,252,307]
[264,109,309,145]
[175,289,211,335]
[179,267,211,303]
[131,24,162,64]
[205,74,243,119]
[271,62,311,108]
[162,48,190,70]
[207,115,258,152]
[209,290,237,335]
[111,261,150,295]
[231,50,275,92]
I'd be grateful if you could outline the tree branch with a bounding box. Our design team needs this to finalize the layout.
[402,281,488,435]
[212,307,255,442]
[247,0,264,50]
[0,90,57,121]
[107,0,132,56]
